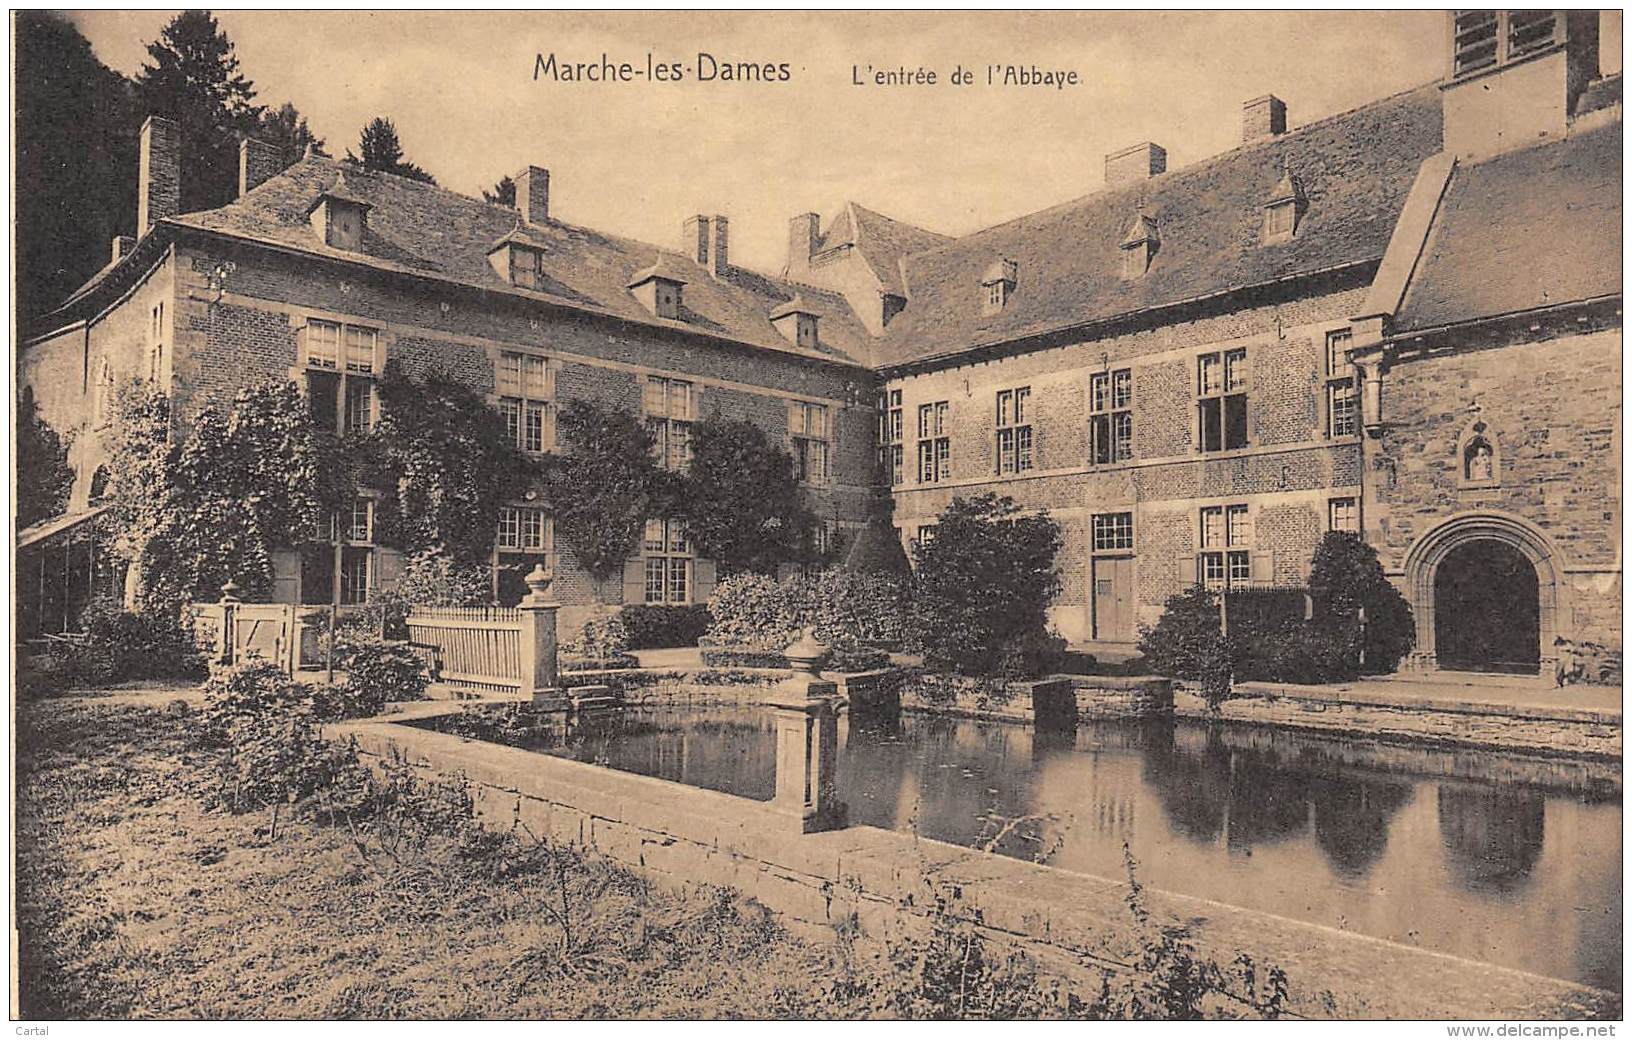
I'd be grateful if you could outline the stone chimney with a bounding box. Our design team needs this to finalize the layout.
[1242,95,1288,143]
[710,214,729,276]
[1105,142,1166,189]
[239,137,282,198]
[138,116,181,238]
[110,236,135,264]
[516,165,550,224]
[682,214,729,276]
[787,212,820,275]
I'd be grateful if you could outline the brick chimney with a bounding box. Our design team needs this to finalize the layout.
[683,214,710,267]
[1105,142,1166,189]
[516,165,550,224]
[1242,95,1288,143]
[710,214,729,276]
[787,212,820,275]
[138,116,181,238]
[110,236,135,264]
[239,137,282,197]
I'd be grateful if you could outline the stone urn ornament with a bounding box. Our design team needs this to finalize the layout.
[783,626,832,678]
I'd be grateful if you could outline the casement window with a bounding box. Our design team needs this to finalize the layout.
[497,351,553,453]
[878,388,904,486]
[509,247,545,290]
[644,377,694,472]
[1264,201,1296,240]
[916,524,938,550]
[326,496,376,605]
[1090,368,1133,464]
[339,552,371,606]
[346,497,374,543]
[1197,348,1248,453]
[1092,512,1135,552]
[995,387,1033,475]
[1326,328,1358,438]
[790,401,830,486]
[642,519,692,604]
[148,302,165,382]
[302,319,379,435]
[497,506,552,554]
[1199,504,1252,590]
[1329,497,1360,535]
[917,401,951,483]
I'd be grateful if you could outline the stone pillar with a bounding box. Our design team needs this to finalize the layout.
[218,580,242,666]
[769,628,847,833]
[517,564,563,705]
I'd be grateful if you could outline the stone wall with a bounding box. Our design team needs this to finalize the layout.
[1070,676,1174,718]
[333,712,1617,1020]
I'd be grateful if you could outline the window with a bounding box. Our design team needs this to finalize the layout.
[1452,10,1499,76]
[340,550,371,606]
[347,498,374,543]
[1506,10,1559,60]
[878,389,904,486]
[987,282,1006,310]
[790,401,830,486]
[1090,368,1133,464]
[1329,497,1359,534]
[1325,328,1358,438]
[497,351,553,453]
[916,524,938,549]
[92,360,114,427]
[509,247,544,290]
[497,506,552,553]
[995,387,1033,474]
[642,519,691,604]
[1093,512,1134,552]
[917,401,950,483]
[1199,504,1252,590]
[303,319,379,434]
[1197,348,1248,453]
[1452,10,1562,78]
[148,302,165,381]
[326,496,376,606]
[644,377,693,471]
[1264,201,1296,240]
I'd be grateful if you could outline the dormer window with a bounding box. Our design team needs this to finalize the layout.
[770,295,820,349]
[1119,213,1160,279]
[488,225,550,290]
[306,171,370,251]
[627,256,688,320]
[1262,166,1306,244]
[981,259,1018,315]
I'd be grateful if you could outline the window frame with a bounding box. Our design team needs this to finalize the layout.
[1091,512,1135,553]
[1199,503,1252,591]
[497,505,553,554]
[642,518,693,605]
[878,388,904,486]
[790,399,831,487]
[1325,328,1359,439]
[1196,348,1250,454]
[1328,497,1360,535]
[301,318,381,435]
[995,386,1034,475]
[644,376,695,472]
[496,351,554,454]
[916,401,951,484]
[1090,368,1134,465]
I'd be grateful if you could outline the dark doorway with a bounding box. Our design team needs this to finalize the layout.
[1434,539,1540,673]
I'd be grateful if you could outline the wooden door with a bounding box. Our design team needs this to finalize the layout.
[1093,557,1135,642]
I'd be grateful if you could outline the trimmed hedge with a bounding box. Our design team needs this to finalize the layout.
[698,643,892,674]
[704,569,908,654]
[618,604,712,649]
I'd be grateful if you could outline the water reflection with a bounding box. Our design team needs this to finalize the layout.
[418,704,1620,989]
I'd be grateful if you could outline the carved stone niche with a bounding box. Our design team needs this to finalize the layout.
[1457,419,1501,490]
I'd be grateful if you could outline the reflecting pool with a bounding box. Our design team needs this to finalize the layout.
[419,706,1622,990]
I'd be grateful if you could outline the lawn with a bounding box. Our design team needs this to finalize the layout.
[14,690,873,1019]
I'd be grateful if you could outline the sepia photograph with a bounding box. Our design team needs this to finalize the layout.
[9,7,1626,1026]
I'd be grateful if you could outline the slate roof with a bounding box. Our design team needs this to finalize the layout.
[121,155,877,368]
[870,84,1446,369]
[1393,120,1622,334]
[812,202,951,296]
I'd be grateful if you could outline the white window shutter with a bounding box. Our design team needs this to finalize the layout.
[622,557,646,605]
[1250,550,1275,584]
[693,558,718,603]
[1177,555,1198,586]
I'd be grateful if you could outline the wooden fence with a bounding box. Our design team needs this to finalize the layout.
[407,606,526,693]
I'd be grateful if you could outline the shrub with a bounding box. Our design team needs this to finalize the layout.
[619,604,711,649]
[328,635,428,717]
[394,549,491,607]
[198,658,312,743]
[1138,585,1237,709]
[1235,622,1357,685]
[1307,532,1415,675]
[705,569,909,654]
[74,598,207,684]
[567,611,630,658]
[911,494,1064,679]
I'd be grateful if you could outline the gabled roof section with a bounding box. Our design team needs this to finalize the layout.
[815,202,951,296]
[873,83,1445,369]
[146,156,874,367]
[1393,120,1622,334]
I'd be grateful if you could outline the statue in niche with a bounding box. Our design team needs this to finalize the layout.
[1466,439,1495,482]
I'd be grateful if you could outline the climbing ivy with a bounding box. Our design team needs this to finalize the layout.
[17,385,75,528]
[680,414,813,575]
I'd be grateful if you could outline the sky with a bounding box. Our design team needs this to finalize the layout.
[68,10,1623,276]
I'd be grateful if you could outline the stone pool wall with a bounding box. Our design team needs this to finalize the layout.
[331,710,1618,1020]
[1069,676,1174,718]
[896,675,1075,726]
[1175,686,1622,760]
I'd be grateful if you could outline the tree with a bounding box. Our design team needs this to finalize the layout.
[135,10,263,213]
[910,494,1064,678]
[255,101,324,173]
[14,10,139,321]
[681,415,812,574]
[541,400,676,581]
[16,386,76,528]
[482,175,516,207]
[1308,531,1415,673]
[347,117,436,184]
[370,362,530,566]
[1137,584,1238,708]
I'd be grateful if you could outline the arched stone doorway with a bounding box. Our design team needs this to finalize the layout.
[1403,511,1565,676]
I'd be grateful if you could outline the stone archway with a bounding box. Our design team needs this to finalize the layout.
[1402,511,1566,675]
